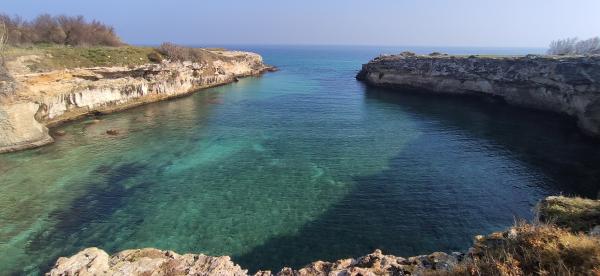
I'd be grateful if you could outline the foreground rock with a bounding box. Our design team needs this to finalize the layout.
[357,53,600,137]
[0,49,272,153]
[47,248,461,276]
[47,248,248,276]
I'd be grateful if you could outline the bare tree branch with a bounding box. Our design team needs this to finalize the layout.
[0,19,7,65]
[548,37,600,56]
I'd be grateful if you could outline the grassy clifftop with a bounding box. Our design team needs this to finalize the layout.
[4,45,159,73]
[538,196,600,233]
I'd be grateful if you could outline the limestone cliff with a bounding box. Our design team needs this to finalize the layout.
[0,50,272,153]
[357,53,600,137]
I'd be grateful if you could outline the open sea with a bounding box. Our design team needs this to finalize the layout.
[1,45,600,274]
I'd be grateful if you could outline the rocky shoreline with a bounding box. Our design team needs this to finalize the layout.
[0,50,274,153]
[47,247,463,276]
[47,196,600,275]
[357,53,600,137]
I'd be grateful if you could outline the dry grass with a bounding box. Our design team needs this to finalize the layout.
[4,45,159,72]
[441,223,600,276]
[537,196,600,232]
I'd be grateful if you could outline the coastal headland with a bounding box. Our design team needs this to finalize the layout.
[357,52,600,137]
[0,46,274,153]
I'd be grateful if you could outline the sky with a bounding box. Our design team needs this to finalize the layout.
[2,0,599,48]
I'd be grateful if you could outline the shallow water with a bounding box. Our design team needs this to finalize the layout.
[1,46,600,274]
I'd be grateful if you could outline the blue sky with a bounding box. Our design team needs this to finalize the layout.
[2,0,599,47]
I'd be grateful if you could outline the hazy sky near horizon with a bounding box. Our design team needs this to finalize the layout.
[2,0,599,48]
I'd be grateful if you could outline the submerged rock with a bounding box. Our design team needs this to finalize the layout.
[53,130,66,136]
[356,54,600,137]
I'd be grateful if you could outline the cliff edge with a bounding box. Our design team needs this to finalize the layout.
[0,47,273,153]
[357,53,600,137]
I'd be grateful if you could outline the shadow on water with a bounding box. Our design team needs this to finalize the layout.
[361,86,600,198]
[234,86,600,272]
[23,162,151,274]
[235,136,535,272]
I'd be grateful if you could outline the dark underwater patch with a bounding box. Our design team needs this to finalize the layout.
[24,162,151,274]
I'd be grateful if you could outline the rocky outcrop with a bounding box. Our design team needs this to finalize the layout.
[47,248,248,276]
[0,50,272,153]
[357,53,600,137]
[47,248,462,276]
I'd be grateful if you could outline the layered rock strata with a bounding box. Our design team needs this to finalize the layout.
[357,53,600,137]
[0,50,272,153]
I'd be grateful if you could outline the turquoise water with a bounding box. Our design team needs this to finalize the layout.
[1,46,600,274]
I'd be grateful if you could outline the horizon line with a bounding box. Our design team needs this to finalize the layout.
[131,42,548,50]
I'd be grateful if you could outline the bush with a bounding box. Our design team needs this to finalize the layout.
[548,37,600,55]
[147,51,163,63]
[0,14,122,46]
[399,51,416,57]
[457,223,600,276]
[156,42,193,61]
[156,42,222,64]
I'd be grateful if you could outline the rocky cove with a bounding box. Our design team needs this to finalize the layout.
[356,53,600,137]
[0,49,273,153]
[2,45,600,275]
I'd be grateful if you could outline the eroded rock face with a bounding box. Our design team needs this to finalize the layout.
[0,50,272,153]
[47,248,461,276]
[47,248,248,276]
[0,101,53,153]
[357,54,600,137]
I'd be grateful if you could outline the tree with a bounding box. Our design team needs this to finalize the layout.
[548,37,600,56]
[0,19,7,64]
[575,37,600,55]
[0,13,122,46]
[547,38,577,55]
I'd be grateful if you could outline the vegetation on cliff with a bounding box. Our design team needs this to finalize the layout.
[451,223,600,275]
[4,45,157,72]
[0,14,121,47]
[548,37,600,56]
[537,196,600,233]
[0,14,233,74]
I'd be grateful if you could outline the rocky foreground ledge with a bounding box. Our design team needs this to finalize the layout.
[357,53,600,137]
[0,49,273,153]
[47,196,600,275]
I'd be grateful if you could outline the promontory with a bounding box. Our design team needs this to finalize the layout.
[0,45,273,153]
[357,52,600,137]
